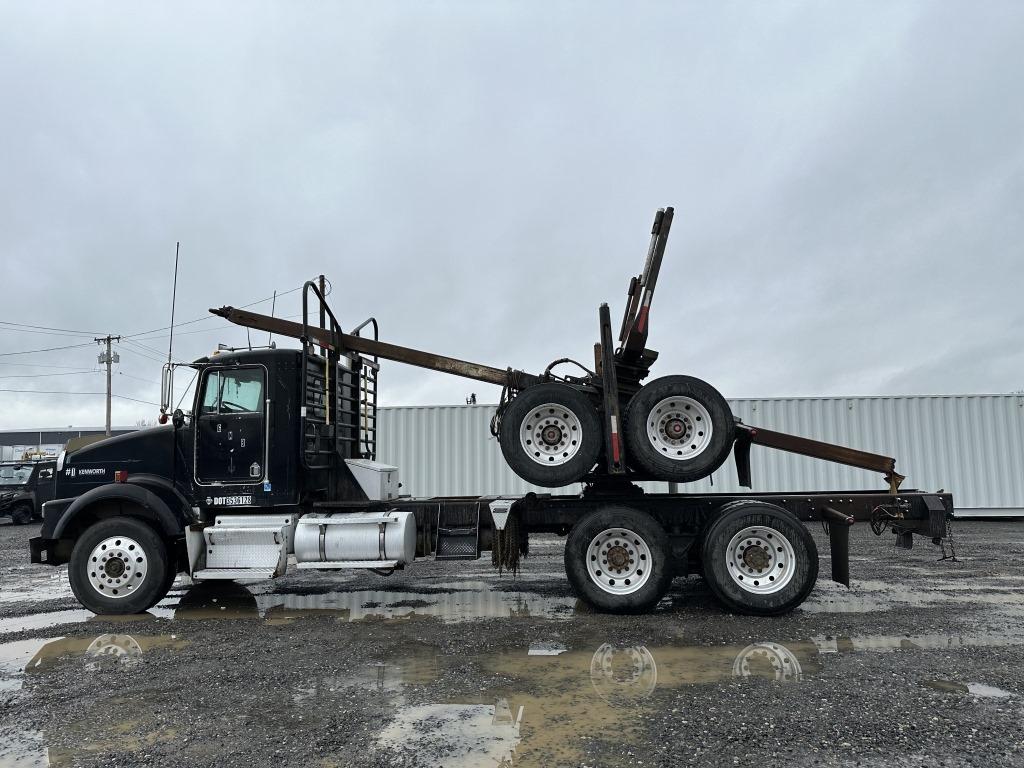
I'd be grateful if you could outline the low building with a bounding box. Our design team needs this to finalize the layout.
[0,427,136,462]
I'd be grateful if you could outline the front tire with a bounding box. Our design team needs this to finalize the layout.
[564,506,673,613]
[9,503,33,526]
[498,383,602,487]
[623,375,734,483]
[702,501,818,615]
[69,517,171,615]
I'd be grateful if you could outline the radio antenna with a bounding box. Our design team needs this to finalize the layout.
[267,289,277,347]
[167,241,180,366]
[159,242,180,424]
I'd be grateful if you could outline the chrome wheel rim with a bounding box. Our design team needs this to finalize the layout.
[86,536,148,599]
[586,527,653,595]
[725,525,795,594]
[732,642,802,681]
[520,402,583,467]
[645,396,712,461]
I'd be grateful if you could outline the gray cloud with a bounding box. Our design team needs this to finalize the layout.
[0,1,1021,429]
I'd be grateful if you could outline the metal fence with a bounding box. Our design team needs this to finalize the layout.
[378,395,1024,517]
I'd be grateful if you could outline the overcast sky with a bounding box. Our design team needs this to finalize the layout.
[0,1,1021,430]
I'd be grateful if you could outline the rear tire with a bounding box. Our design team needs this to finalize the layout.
[623,375,734,483]
[499,383,602,487]
[68,517,171,615]
[564,506,673,613]
[9,503,33,526]
[702,501,818,615]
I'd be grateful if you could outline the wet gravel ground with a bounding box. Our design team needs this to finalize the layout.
[0,518,1022,767]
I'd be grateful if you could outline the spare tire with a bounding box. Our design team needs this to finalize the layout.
[623,375,734,483]
[498,382,602,487]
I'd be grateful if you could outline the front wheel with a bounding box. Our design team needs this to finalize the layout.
[68,517,171,615]
[564,506,673,613]
[702,501,818,615]
[9,503,33,526]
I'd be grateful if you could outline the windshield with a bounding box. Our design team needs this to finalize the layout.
[0,466,33,486]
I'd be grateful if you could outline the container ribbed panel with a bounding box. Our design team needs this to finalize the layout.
[378,396,1024,514]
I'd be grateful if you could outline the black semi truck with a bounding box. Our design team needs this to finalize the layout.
[29,210,952,616]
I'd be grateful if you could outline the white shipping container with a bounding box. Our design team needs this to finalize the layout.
[377,395,1024,518]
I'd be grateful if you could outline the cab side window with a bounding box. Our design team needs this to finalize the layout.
[199,369,264,415]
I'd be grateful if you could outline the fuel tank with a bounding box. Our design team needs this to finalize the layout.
[293,510,416,565]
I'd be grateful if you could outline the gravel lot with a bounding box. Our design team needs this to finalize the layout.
[0,517,1022,767]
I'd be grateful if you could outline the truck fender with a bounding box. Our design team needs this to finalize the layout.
[52,483,186,541]
[126,474,196,527]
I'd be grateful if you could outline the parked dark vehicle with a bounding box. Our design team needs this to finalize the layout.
[0,460,57,525]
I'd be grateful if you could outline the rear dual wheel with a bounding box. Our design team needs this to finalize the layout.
[564,506,673,613]
[702,501,818,615]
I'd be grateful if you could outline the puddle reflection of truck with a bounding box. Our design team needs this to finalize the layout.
[22,630,820,767]
[29,209,952,616]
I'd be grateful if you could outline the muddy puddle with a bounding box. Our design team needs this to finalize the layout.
[0,632,187,768]
[0,570,73,605]
[4,625,1021,767]
[0,582,579,635]
[256,583,579,623]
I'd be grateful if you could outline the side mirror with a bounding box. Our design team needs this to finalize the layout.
[160,363,173,413]
[172,409,185,429]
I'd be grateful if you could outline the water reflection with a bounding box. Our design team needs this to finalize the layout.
[5,626,1022,767]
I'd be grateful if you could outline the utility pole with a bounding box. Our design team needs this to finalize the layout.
[95,335,121,436]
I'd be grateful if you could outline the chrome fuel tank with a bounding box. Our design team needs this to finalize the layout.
[293,510,416,565]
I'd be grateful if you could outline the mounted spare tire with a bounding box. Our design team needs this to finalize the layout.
[623,375,734,483]
[498,382,602,487]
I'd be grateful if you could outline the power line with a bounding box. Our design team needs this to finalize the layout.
[0,325,99,339]
[122,337,172,358]
[112,393,160,406]
[118,345,172,366]
[123,284,304,340]
[0,341,95,358]
[0,370,99,379]
[117,371,159,384]
[0,389,160,407]
[0,320,103,336]
[0,388,106,395]
[0,361,100,370]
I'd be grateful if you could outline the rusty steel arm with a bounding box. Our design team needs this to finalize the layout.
[210,306,541,389]
[734,423,905,494]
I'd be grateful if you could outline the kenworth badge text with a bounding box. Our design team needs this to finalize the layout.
[30,209,953,615]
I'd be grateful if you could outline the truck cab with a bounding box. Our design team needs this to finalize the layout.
[30,343,385,613]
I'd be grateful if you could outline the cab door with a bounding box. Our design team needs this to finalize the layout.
[194,366,267,484]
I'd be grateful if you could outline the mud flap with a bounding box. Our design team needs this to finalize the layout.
[733,427,752,489]
[821,508,855,587]
[829,522,851,587]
